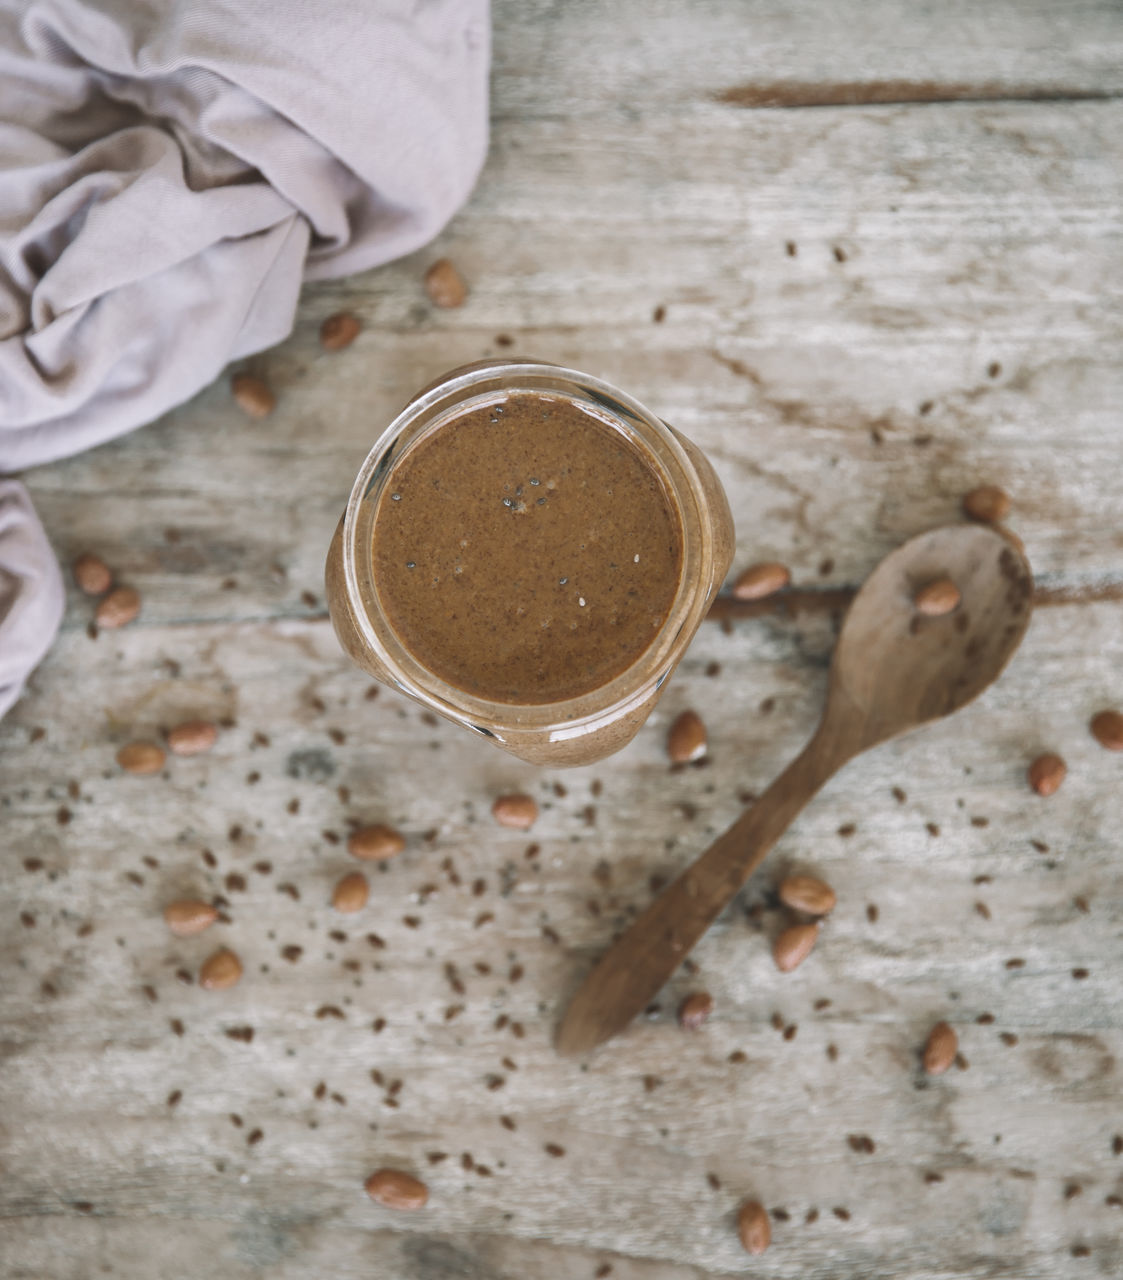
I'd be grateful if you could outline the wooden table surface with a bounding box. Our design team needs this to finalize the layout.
[4,2,1123,1277]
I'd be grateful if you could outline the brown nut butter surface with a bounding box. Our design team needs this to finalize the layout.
[371,394,683,704]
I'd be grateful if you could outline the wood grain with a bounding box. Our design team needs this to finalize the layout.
[3,1,1123,1277]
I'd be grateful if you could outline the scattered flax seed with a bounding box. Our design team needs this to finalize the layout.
[975,902,992,920]
[977,1012,995,1025]
[166,1090,182,1107]
[707,1173,721,1190]
[643,1075,662,1092]
[926,822,940,837]
[1005,958,1025,970]
[837,822,856,838]
[544,1143,566,1158]
[1000,1032,1019,1046]
[500,1116,516,1131]
[1072,968,1090,980]
[783,1024,798,1041]
[866,904,879,923]
[847,1134,875,1154]
[826,1044,838,1061]
[832,1207,851,1221]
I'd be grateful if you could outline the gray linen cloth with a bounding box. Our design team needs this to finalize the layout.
[0,0,489,716]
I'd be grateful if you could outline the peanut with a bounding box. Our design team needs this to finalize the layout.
[332,872,370,913]
[348,824,406,861]
[778,874,836,916]
[163,900,218,938]
[365,1168,429,1210]
[491,794,539,829]
[772,923,819,973]
[96,586,140,629]
[424,259,468,309]
[1027,753,1066,796]
[116,741,166,775]
[199,948,243,991]
[962,485,1011,524]
[914,578,960,616]
[667,710,707,764]
[732,561,790,601]
[737,1200,771,1255]
[1090,709,1123,751]
[73,554,112,596]
[677,992,714,1030]
[320,312,361,350]
[231,373,275,419]
[167,720,218,757]
[922,1021,958,1075]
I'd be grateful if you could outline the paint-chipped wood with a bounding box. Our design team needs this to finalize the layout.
[3,2,1122,1277]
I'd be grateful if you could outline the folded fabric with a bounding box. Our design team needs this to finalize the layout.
[0,0,490,715]
[0,479,65,716]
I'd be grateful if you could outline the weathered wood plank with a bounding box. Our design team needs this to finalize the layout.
[22,94,1123,625]
[3,597,1121,1276]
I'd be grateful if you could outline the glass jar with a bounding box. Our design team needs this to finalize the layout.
[325,360,734,766]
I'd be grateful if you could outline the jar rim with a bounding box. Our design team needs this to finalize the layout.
[339,361,718,740]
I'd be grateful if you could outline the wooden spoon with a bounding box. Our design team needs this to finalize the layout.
[556,524,1033,1056]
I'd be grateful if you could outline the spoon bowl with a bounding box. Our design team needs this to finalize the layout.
[556,523,1033,1056]
[827,524,1034,750]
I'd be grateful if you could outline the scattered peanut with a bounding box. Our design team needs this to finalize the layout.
[677,992,714,1030]
[333,872,370,914]
[667,710,707,764]
[73,554,112,596]
[199,948,243,991]
[231,373,275,419]
[772,923,819,973]
[167,721,218,757]
[96,586,140,629]
[732,561,790,601]
[922,1021,958,1075]
[491,794,539,829]
[348,825,406,861]
[962,485,1011,524]
[914,578,960,617]
[737,1200,771,1255]
[424,259,468,309]
[778,874,836,916]
[116,741,166,775]
[1090,709,1123,752]
[1027,753,1066,797]
[163,900,218,938]
[365,1168,429,1210]
[319,312,361,350]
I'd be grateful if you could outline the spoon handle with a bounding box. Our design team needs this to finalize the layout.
[555,725,847,1056]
